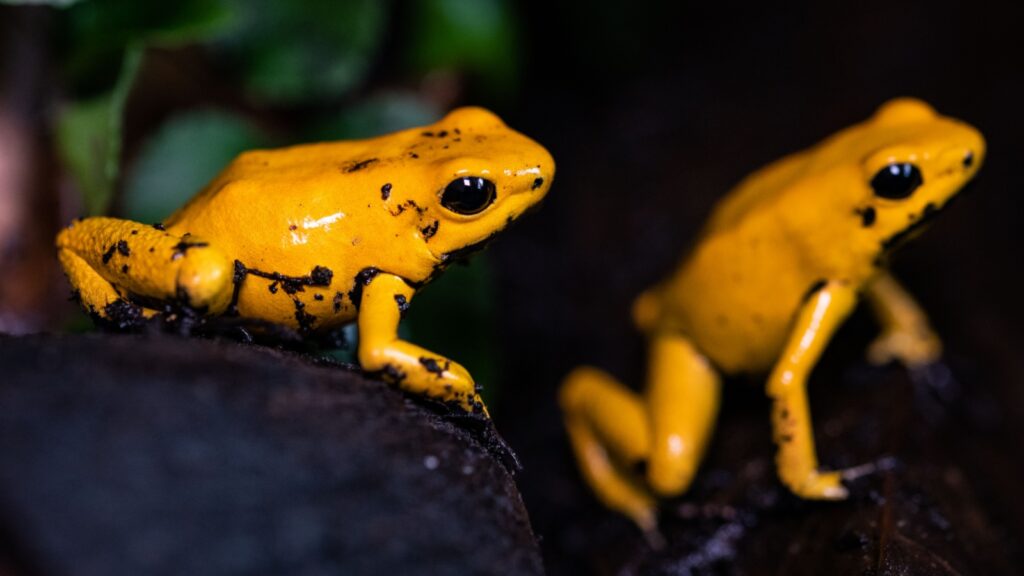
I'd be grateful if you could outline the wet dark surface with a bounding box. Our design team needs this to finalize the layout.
[0,333,542,576]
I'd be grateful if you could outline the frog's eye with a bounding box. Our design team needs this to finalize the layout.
[870,163,923,200]
[440,177,497,215]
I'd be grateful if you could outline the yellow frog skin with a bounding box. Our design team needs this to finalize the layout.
[559,98,984,531]
[57,107,554,414]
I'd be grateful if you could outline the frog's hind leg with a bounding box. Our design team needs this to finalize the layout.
[560,366,657,530]
[559,333,721,530]
[643,333,721,496]
[58,244,157,325]
[56,217,234,322]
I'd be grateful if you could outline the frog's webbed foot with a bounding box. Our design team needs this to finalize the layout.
[57,217,234,325]
[867,328,942,368]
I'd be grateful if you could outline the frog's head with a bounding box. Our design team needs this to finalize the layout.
[792,98,984,266]
[394,107,555,266]
[858,99,984,258]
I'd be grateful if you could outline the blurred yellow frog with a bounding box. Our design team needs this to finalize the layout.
[560,98,984,530]
[57,107,554,414]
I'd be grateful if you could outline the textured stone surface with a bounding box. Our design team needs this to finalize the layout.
[0,333,542,576]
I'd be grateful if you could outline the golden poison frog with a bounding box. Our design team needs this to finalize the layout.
[57,107,554,415]
[560,98,984,530]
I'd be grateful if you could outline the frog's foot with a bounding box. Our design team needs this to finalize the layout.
[867,327,942,368]
[57,217,234,323]
[363,340,487,415]
[782,469,848,500]
[58,245,159,328]
[356,272,489,415]
[864,273,943,368]
[783,459,902,499]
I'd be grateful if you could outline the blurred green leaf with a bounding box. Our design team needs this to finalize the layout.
[403,256,500,405]
[54,1,235,217]
[123,109,269,224]
[304,92,441,141]
[0,0,81,7]
[408,0,520,97]
[61,0,232,93]
[217,0,390,104]
[56,45,142,216]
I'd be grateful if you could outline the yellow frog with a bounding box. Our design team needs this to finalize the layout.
[57,107,554,414]
[560,98,984,531]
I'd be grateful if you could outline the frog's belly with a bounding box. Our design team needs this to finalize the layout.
[233,273,358,331]
[165,217,363,332]
[670,287,796,375]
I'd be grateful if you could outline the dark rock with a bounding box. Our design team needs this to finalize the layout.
[0,333,542,576]
[546,360,1018,575]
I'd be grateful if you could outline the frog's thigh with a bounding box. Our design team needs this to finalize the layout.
[56,217,233,313]
[559,367,656,531]
[645,333,720,496]
[767,281,856,500]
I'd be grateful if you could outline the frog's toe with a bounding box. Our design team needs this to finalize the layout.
[789,470,848,500]
[867,329,942,368]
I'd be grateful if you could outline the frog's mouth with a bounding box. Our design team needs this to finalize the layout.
[880,195,956,253]
[414,230,503,288]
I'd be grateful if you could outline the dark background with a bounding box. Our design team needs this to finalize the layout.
[1,0,1022,573]
[498,1,1024,572]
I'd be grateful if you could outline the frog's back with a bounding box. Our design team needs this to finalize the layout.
[701,137,827,234]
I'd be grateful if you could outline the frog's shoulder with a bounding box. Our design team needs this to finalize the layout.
[701,150,809,232]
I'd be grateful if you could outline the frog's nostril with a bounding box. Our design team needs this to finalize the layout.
[963,150,974,169]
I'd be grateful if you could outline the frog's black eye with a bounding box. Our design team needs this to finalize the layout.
[440,177,496,215]
[870,163,923,200]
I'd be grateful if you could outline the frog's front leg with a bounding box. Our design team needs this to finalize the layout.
[864,272,942,367]
[768,280,857,499]
[56,217,233,321]
[356,272,486,414]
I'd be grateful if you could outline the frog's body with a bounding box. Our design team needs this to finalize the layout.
[561,99,984,531]
[58,107,554,414]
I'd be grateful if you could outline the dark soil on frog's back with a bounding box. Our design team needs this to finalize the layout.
[0,333,542,576]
